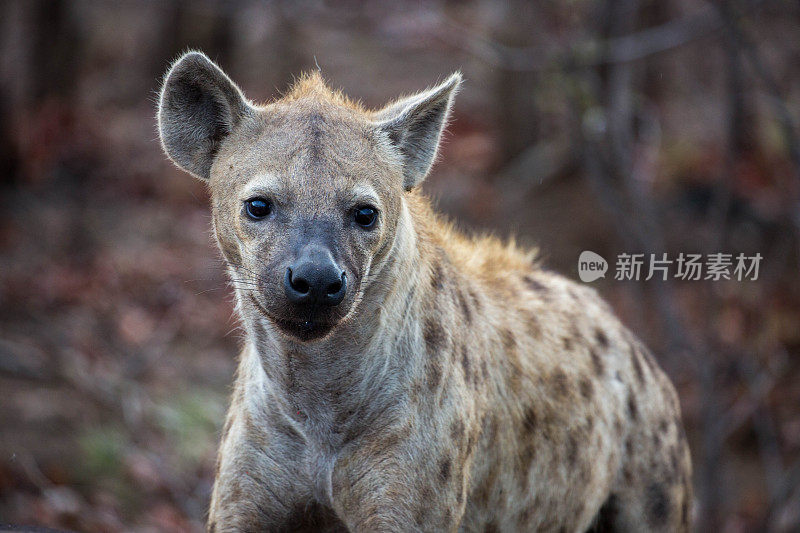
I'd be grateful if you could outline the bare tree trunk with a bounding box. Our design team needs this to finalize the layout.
[30,0,82,102]
[495,0,543,162]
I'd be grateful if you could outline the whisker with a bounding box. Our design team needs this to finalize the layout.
[228,279,260,287]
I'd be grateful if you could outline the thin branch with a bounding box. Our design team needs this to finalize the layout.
[439,8,723,72]
[767,457,800,527]
[717,1,800,181]
[716,0,800,268]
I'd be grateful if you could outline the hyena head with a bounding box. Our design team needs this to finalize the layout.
[158,52,460,342]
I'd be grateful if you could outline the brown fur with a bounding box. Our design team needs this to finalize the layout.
[158,52,692,532]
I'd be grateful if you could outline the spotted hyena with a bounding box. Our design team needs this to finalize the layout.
[157,51,692,532]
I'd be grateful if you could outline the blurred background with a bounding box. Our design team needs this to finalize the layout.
[0,0,798,531]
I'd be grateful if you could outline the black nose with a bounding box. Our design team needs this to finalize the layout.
[284,247,347,307]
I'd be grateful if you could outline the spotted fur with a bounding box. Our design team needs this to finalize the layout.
[157,51,692,532]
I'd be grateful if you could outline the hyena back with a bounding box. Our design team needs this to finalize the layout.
[157,51,692,532]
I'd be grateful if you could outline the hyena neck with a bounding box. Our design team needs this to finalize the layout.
[235,200,430,433]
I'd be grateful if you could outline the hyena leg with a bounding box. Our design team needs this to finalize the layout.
[331,439,467,532]
[208,448,311,532]
[589,438,692,532]
[208,410,318,532]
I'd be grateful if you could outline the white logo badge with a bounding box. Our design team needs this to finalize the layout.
[578,251,608,282]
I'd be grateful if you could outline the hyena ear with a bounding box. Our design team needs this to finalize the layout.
[375,73,462,190]
[157,51,253,180]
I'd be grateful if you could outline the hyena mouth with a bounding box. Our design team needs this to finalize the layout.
[271,316,335,342]
[247,294,335,341]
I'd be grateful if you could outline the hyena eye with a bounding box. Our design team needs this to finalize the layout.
[354,206,378,228]
[245,198,272,220]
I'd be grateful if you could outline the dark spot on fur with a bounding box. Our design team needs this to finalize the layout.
[563,336,573,351]
[517,444,535,492]
[427,363,442,391]
[579,377,594,399]
[623,466,633,483]
[536,407,558,443]
[483,414,499,445]
[567,433,578,465]
[520,443,535,469]
[571,324,583,343]
[578,460,592,484]
[410,378,423,402]
[461,345,471,382]
[552,369,570,398]
[647,483,670,526]
[517,507,532,527]
[523,275,547,292]
[527,312,543,339]
[469,289,481,311]
[415,487,434,525]
[508,368,523,395]
[365,429,406,462]
[631,346,645,384]
[443,508,452,525]
[424,318,446,355]
[475,464,495,507]
[522,406,537,433]
[451,419,465,441]
[334,405,357,426]
[439,456,452,483]
[430,260,444,291]
[414,508,426,526]
[481,359,489,380]
[652,432,662,447]
[466,433,477,455]
[681,492,690,527]
[483,521,499,533]
[595,328,609,348]
[590,348,604,375]
[501,328,517,351]
[627,391,639,420]
[670,446,680,472]
[457,289,472,324]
